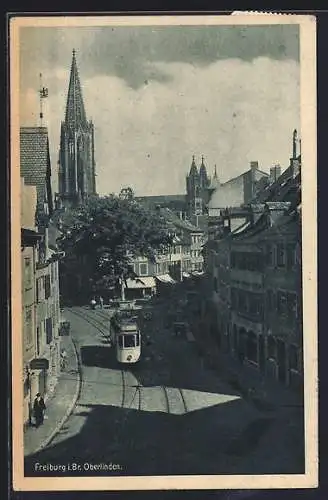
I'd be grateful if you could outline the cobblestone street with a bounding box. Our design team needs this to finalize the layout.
[24,295,304,477]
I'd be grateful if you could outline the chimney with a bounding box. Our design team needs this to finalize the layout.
[269,164,281,184]
[250,161,259,171]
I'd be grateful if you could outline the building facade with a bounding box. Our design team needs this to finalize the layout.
[21,180,40,427]
[123,208,206,299]
[202,148,302,390]
[57,49,96,208]
[20,127,62,426]
[207,161,269,217]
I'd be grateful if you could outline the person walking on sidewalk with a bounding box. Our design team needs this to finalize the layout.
[99,296,104,309]
[90,297,96,310]
[60,348,67,370]
[33,393,46,428]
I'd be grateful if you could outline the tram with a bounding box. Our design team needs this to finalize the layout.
[110,313,141,364]
[116,321,141,363]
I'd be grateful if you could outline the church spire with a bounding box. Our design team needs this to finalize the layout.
[200,155,206,171]
[65,49,87,127]
[213,164,218,179]
[189,155,198,176]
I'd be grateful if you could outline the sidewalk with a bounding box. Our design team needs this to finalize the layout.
[24,335,81,457]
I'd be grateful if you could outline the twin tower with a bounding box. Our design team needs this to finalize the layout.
[57,50,96,208]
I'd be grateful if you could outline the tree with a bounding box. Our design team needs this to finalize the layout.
[58,194,172,302]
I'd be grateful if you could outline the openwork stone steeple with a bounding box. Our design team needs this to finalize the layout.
[57,50,96,208]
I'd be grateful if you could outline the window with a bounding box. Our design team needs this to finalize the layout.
[267,337,276,359]
[276,243,286,267]
[286,244,296,270]
[213,277,218,293]
[36,327,40,355]
[246,331,258,363]
[46,317,52,344]
[267,290,273,311]
[25,307,33,345]
[287,293,297,321]
[44,275,51,299]
[289,344,298,371]
[266,245,275,267]
[249,295,256,315]
[231,288,238,309]
[239,291,247,313]
[24,257,32,289]
[277,291,288,316]
[123,334,136,348]
[139,263,148,276]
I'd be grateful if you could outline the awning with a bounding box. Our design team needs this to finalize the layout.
[182,272,191,278]
[192,271,204,277]
[156,274,176,284]
[125,277,156,289]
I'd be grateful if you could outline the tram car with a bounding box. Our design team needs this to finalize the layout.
[116,321,141,364]
[110,313,141,364]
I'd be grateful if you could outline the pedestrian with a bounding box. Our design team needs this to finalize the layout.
[90,297,96,310]
[60,348,67,370]
[99,296,104,309]
[33,393,46,428]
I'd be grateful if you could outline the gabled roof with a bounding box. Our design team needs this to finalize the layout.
[20,127,53,215]
[255,163,300,206]
[161,208,203,233]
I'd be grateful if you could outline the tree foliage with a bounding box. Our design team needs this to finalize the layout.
[58,194,173,294]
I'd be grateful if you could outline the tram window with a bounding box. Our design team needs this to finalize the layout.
[118,336,124,348]
[136,334,140,347]
[123,334,136,348]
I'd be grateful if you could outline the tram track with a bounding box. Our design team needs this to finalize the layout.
[161,385,188,415]
[162,385,171,414]
[121,369,142,412]
[178,388,188,414]
[69,307,112,343]
[121,370,126,408]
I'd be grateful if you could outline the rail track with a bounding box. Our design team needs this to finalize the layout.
[69,307,112,343]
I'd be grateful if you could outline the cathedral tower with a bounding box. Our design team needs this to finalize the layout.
[57,50,96,208]
[186,155,210,216]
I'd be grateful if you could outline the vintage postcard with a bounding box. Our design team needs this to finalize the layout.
[10,13,318,491]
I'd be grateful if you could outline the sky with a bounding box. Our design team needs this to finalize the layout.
[19,23,300,196]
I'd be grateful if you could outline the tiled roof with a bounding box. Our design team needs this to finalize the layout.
[136,194,186,204]
[161,208,203,232]
[20,127,51,210]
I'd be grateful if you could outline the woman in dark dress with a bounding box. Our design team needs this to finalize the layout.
[33,393,46,427]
